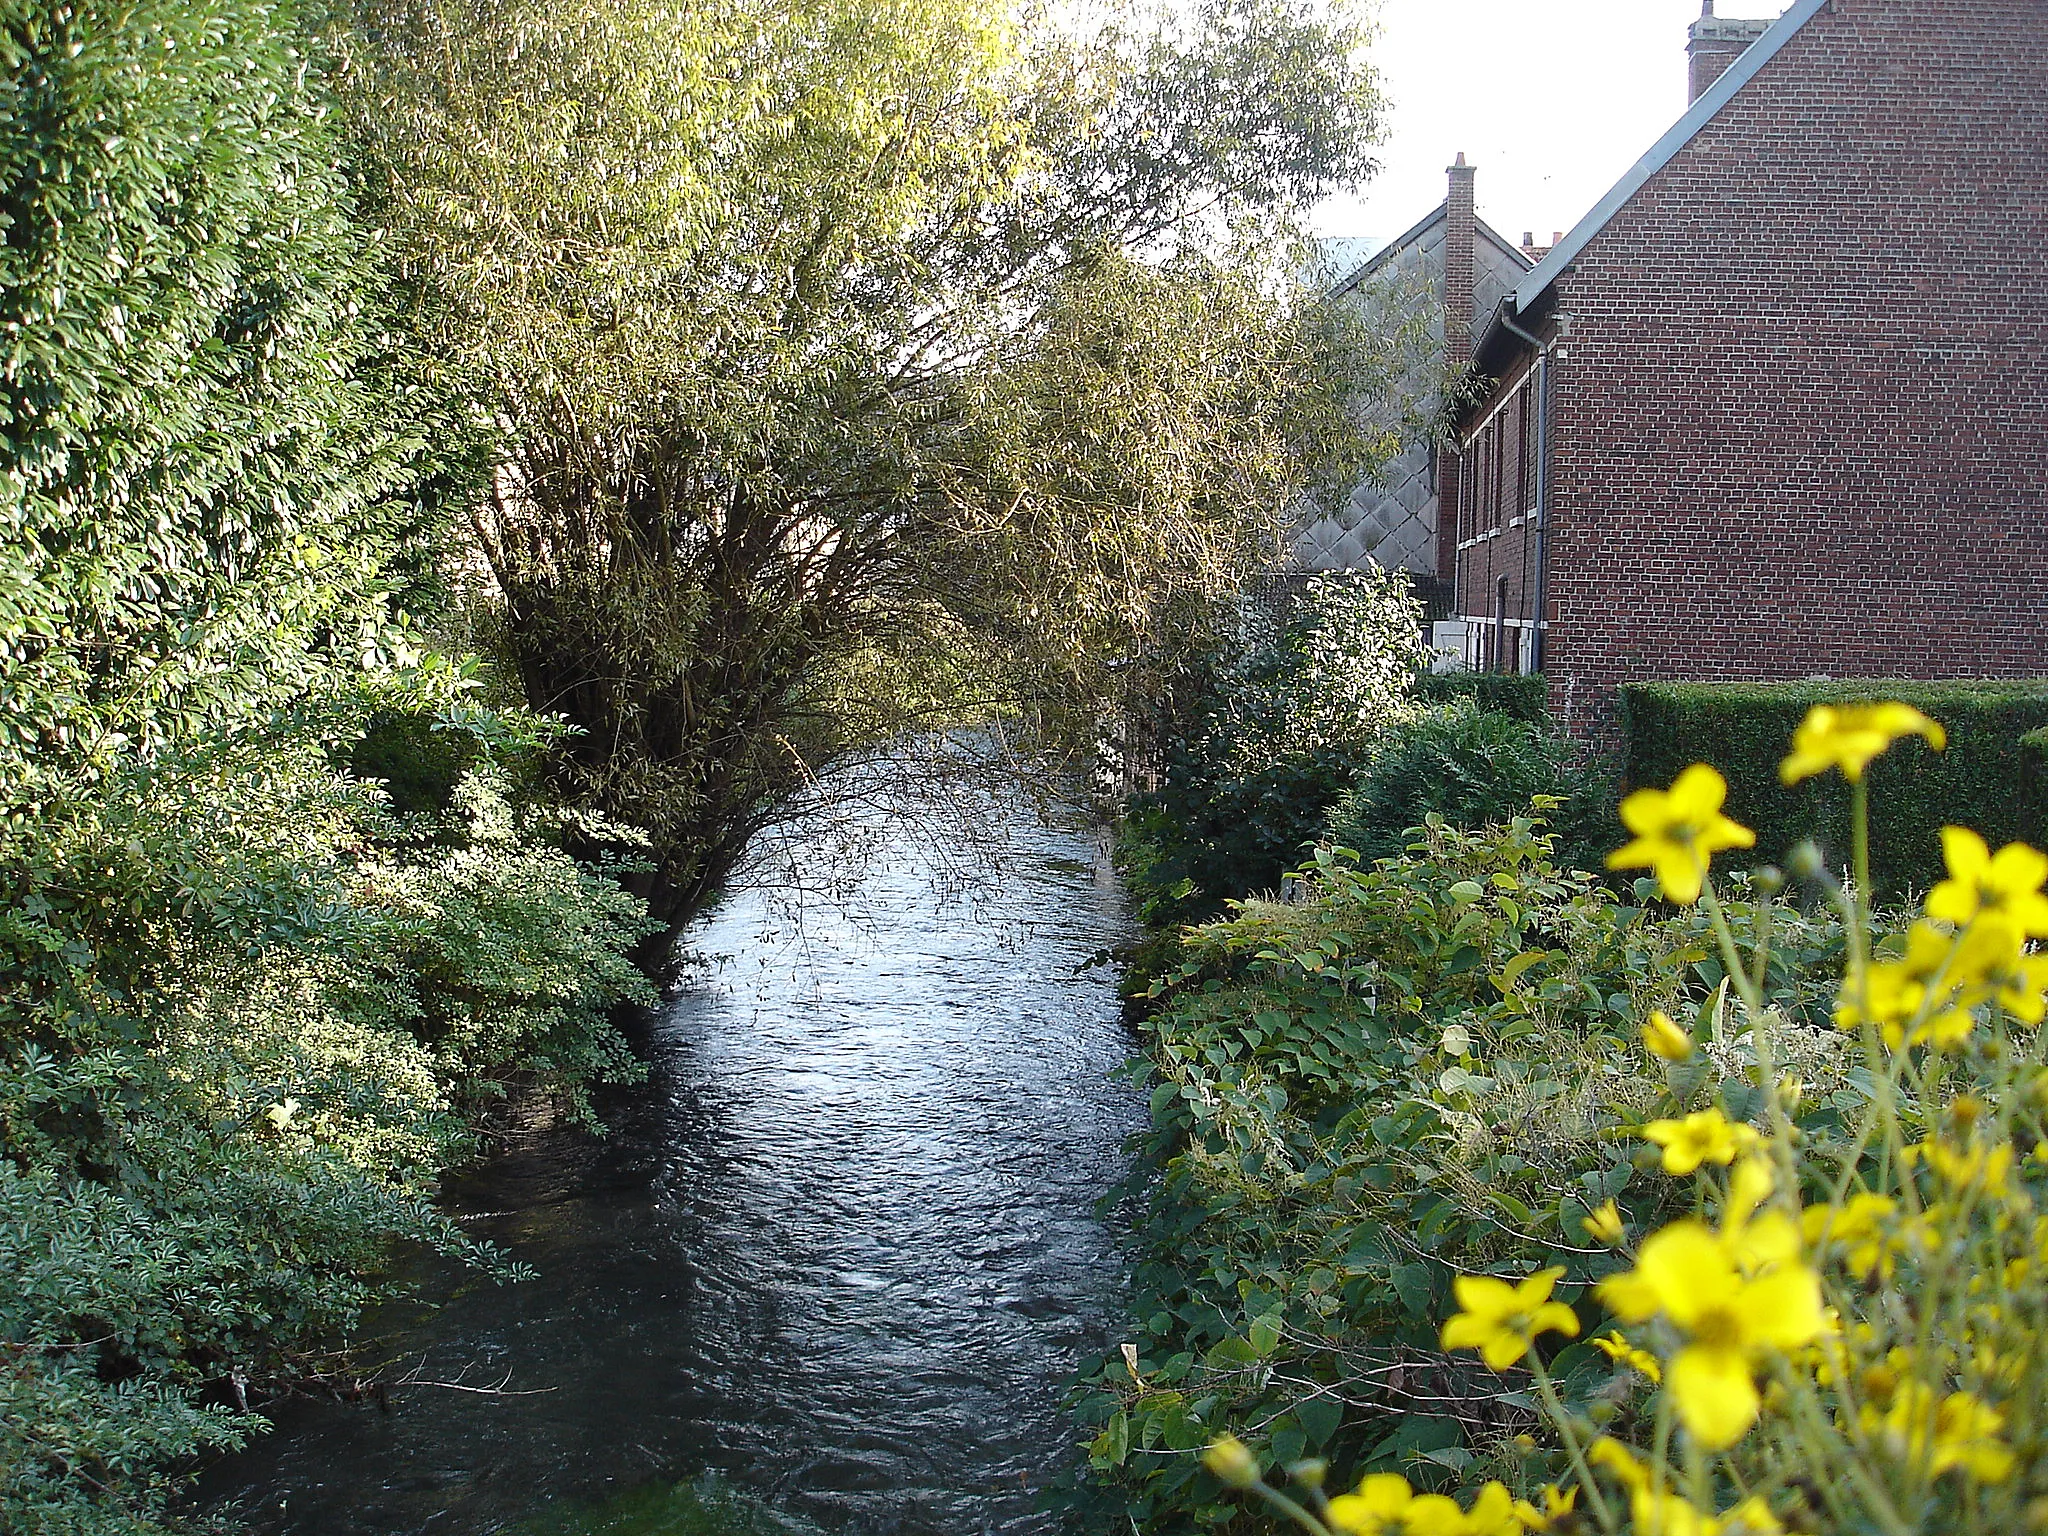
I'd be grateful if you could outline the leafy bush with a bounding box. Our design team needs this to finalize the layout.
[1095,700,2048,1536]
[2,725,657,1535]
[1212,711,2048,1536]
[341,767,656,1124]
[1073,816,1847,1531]
[0,1,659,1529]
[349,709,488,813]
[1323,704,1607,869]
[1119,571,1427,923]
[1412,671,1550,724]
[1621,679,2048,896]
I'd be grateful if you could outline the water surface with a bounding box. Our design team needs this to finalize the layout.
[199,803,1139,1536]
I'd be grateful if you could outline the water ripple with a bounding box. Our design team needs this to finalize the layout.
[196,803,1140,1536]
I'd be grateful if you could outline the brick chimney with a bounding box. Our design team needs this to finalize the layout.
[1444,152,1476,365]
[1436,153,1477,584]
[1688,1,1772,103]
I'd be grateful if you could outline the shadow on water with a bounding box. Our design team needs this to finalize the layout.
[195,799,1141,1536]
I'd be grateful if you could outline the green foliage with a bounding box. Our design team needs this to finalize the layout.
[0,0,415,797]
[326,0,1405,931]
[1118,572,1427,924]
[1073,820,1848,1532]
[0,1,657,1529]
[349,710,486,813]
[339,768,658,1124]
[1,724,657,1534]
[1322,705,1603,869]
[1621,679,2048,896]
[1411,671,1550,725]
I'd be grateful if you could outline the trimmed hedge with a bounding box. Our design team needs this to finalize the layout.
[1413,670,1549,723]
[1620,680,2048,897]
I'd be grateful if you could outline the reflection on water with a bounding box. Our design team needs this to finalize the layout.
[197,802,1140,1536]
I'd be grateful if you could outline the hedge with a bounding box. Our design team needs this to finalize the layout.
[1413,670,1549,723]
[1620,679,2048,898]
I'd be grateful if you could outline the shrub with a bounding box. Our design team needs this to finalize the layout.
[1121,741,1389,925]
[1412,671,1550,724]
[1146,701,2048,1536]
[1,727,657,1535]
[1620,679,2048,896]
[349,710,487,813]
[1071,817,1847,1532]
[1118,571,1427,924]
[0,0,657,1528]
[1323,704,1605,869]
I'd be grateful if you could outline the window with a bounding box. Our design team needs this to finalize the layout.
[1516,388,1531,517]
[1499,411,1515,532]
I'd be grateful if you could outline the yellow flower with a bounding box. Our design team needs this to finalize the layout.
[1588,1435,1651,1487]
[1834,921,1975,1050]
[1582,1198,1626,1245]
[1778,701,1945,785]
[1591,1328,1663,1383]
[1957,919,2048,1024]
[1512,1484,1578,1533]
[1717,1496,1786,1535]
[1463,1482,1522,1536]
[1642,1009,1694,1061]
[1201,1434,1258,1488]
[1325,1472,1468,1536]
[1802,1192,1900,1281]
[1440,1266,1579,1369]
[263,1097,300,1132]
[1584,1434,1778,1534]
[1632,1485,1720,1536]
[1608,765,1755,904]
[1724,1207,1807,1281]
[1925,827,2048,937]
[1863,1382,2015,1484]
[1908,1136,2017,1200]
[1596,1219,1825,1448]
[1642,1108,1759,1176]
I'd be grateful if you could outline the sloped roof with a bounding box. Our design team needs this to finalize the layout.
[1508,0,1829,317]
[1327,202,1533,299]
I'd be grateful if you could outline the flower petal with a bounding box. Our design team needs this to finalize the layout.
[1739,1265,1825,1350]
[1668,1344,1761,1449]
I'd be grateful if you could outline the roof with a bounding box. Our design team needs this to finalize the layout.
[1503,0,1830,320]
[1326,202,1533,299]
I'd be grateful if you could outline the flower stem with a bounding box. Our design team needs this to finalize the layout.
[1248,1479,1336,1536]
[1530,1354,1619,1534]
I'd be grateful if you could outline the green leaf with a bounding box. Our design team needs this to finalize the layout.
[1095,1410,1131,1467]
[1247,1313,1283,1357]
[1296,1392,1343,1449]
[1391,1262,1434,1318]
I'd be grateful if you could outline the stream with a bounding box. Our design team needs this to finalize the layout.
[197,799,1142,1536]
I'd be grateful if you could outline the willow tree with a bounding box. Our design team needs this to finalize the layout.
[331,0,1399,931]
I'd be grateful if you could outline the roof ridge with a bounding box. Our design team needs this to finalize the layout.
[1327,201,1536,298]
[1511,0,1829,315]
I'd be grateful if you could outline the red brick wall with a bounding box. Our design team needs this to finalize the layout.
[1535,0,2048,742]
[1455,357,1542,669]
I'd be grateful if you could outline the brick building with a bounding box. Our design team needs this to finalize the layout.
[1449,0,2048,736]
[1292,160,1535,608]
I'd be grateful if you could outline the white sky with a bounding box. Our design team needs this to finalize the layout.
[1312,0,1788,253]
